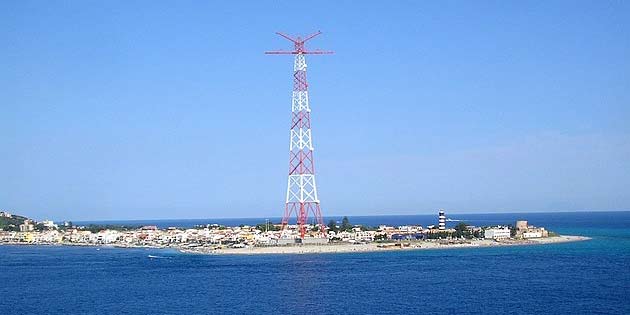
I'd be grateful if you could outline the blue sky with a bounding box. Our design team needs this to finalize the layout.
[1,1,629,220]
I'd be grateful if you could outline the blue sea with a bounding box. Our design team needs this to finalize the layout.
[1,211,629,314]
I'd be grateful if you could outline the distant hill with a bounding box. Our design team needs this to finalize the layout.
[0,214,30,231]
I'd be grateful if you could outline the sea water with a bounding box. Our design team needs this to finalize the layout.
[1,212,629,314]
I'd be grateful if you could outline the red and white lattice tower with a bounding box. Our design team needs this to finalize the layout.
[266,31,333,239]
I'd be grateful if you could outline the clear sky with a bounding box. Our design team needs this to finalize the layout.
[1,1,629,221]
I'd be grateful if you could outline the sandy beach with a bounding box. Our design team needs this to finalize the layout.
[183,235,590,255]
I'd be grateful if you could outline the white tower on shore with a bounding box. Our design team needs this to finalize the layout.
[438,209,446,230]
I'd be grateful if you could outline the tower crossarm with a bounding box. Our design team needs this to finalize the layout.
[265,50,334,55]
[265,31,334,55]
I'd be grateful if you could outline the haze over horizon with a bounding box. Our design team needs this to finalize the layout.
[2,2,629,221]
[62,209,628,224]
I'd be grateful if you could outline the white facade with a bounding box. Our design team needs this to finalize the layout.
[523,231,542,238]
[34,231,62,243]
[41,220,58,229]
[89,230,120,244]
[354,231,376,241]
[484,227,511,240]
[19,221,34,232]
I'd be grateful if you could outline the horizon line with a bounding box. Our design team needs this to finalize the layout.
[57,209,630,223]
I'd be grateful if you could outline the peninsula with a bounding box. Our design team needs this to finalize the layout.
[0,210,589,255]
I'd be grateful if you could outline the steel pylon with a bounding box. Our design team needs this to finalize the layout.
[266,31,332,239]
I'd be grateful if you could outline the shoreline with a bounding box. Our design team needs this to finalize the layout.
[183,235,591,255]
[0,235,591,255]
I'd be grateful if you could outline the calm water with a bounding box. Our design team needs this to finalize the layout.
[2,212,629,314]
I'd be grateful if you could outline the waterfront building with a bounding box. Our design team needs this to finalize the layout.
[33,230,62,243]
[522,227,548,238]
[41,220,58,230]
[514,220,549,239]
[23,232,34,243]
[523,231,542,238]
[19,220,34,232]
[378,225,395,232]
[484,226,511,240]
[438,210,446,230]
[93,230,121,244]
[354,231,376,242]
[397,225,422,233]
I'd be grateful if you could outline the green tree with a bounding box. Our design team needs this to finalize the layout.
[341,216,352,231]
[427,231,452,239]
[255,221,279,232]
[1,215,29,231]
[509,225,517,237]
[454,222,469,238]
[327,220,337,232]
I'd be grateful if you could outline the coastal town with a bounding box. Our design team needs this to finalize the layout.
[0,210,588,254]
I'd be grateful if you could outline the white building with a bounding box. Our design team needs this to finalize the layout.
[354,231,376,242]
[41,220,58,230]
[397,225,422,233]
[484,227,511,240]
[89,230,120,244]
[19,220,35,232]
[34,230,62,243]
[523,231,542,238]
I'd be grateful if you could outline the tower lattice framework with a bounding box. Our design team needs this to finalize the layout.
[266,31,333,239]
